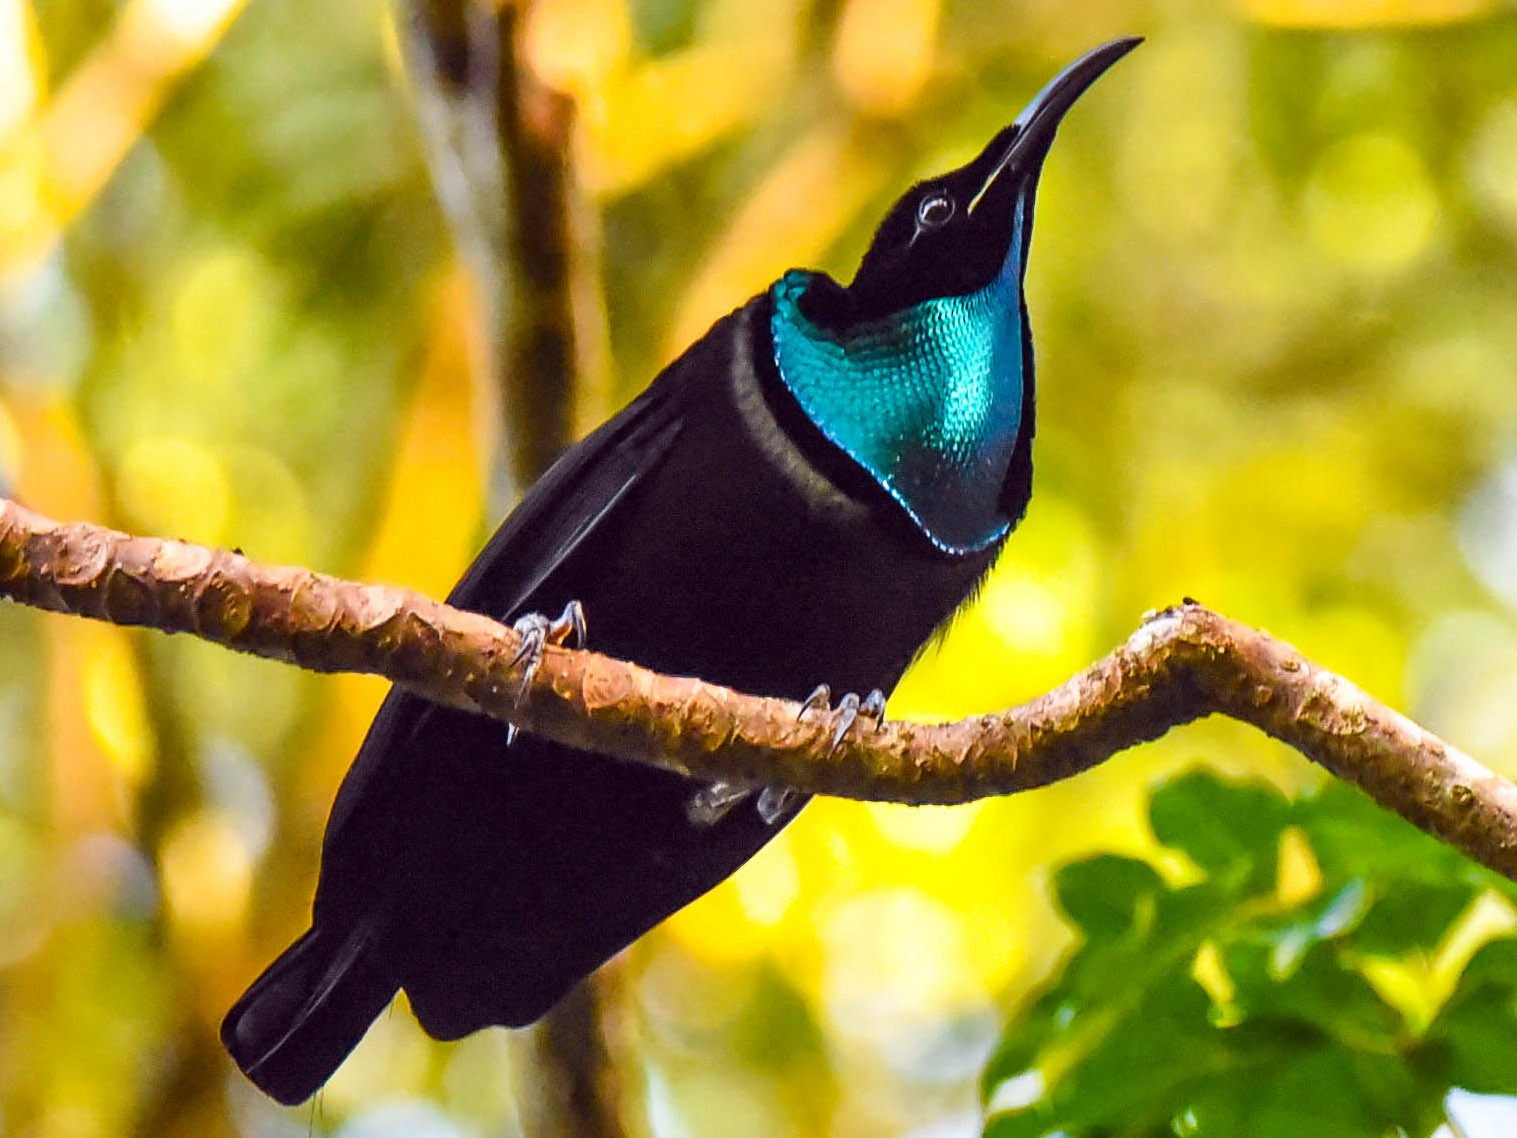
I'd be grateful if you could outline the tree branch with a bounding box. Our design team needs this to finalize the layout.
[4,494,1514,881]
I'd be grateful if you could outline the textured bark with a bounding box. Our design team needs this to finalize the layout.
[4,494,1516,882]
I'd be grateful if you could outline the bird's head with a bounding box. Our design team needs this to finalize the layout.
[770,37,1140,555]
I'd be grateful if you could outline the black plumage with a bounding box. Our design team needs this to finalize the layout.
[222,37,1138,1105]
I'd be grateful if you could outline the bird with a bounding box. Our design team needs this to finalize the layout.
[221,37,1140,1106]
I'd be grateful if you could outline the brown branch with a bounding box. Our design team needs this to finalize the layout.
[514,970,636,1138]
[4,494,1516,882]
[402,1,606,495]
[491,8,590,487]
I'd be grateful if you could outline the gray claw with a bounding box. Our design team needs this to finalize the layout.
[509,612,550,697]
[831,691,862,751]
[799,684,831,720]
[556,599,587,649]
[505,600,588,747]
[799,685,888,753]
[757,785,800,824]
[687,781,751,826]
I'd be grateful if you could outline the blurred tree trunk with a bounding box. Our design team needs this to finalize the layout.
[403,4,629,1137]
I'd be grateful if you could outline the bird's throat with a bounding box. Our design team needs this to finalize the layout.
[769,215,1027,555]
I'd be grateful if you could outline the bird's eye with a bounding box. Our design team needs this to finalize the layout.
[916,193,955,229]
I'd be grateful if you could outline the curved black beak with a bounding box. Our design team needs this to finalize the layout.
[967,36,1142,215]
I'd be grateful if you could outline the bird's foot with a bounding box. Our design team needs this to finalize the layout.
[686,781,802,827]
[686,781,751,826]
[798,684,887,752]
[505,600,586,745]
[684,683,883,829]
[756,785,800,824]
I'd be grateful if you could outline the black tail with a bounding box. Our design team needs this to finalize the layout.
[221,921,397,1106]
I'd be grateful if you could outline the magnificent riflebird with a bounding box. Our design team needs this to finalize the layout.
[222,37,1140,1105]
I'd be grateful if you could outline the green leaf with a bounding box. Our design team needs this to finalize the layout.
[1244,1050,1423,1138]
[1422,938,1517,1093]
[1263,878,1372,975]
[983,768,1517,1138]
[1350,881,1476,955]
[1149,771,1290,891]
[1223,939,1401,1044]
[1051,855,1167,942]
[1297,782,1514,900]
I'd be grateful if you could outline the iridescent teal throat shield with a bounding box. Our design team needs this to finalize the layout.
[770,210,1027,555]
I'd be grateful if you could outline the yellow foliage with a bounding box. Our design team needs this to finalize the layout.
[0,0,248,278]
[9,2,1517,1132]
[115,435,231,545]
[832,0,942,119]
[669,125,892,355]
[160,809,252,935]
[1241,0,1496,28]
[362,268,489,599]
[81,633,153,787]
[1305,132,1439,274]
[1275,825,1323,906]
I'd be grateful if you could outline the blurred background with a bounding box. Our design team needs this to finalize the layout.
[4,0,1517,1135]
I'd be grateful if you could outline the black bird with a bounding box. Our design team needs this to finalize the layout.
[222,37,1139,1105]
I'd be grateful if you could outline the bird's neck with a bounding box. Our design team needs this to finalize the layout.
[768,219,1028,555]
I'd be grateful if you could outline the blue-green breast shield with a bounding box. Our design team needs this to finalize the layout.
[771,215,1026,554]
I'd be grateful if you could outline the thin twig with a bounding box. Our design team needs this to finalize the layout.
[3,495,1514,881]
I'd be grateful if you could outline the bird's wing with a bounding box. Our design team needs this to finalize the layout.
[445,381,686,617]
[319,377,687,855]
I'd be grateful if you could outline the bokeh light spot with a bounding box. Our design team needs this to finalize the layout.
[979,575,1070,659]
[832,0,941,119]
[668,870,776,964]
[1458,461,1517,609]
[331,1099,471,1138]
[170,246,274,393]
[81,633,152,785]
[985,1068,1045,1117]
[1465,100,1517,238]
[868,801,983,855]
[1304,132,1438,274]
[820,888,982,1056]
[523,0,631,96]
[0,814,44,965]
[114,434,230,544]
[224,444,311,564]
[169,643,302,755]
[159,809,251,935]
[323,1008,438,1119]
[0,397,21,487]
[61,833,158,922]
[1275,826,1322,906]
[1407,611,1517,773]
[0,0,40,142]
[138,0,244,49]
[732,831,800,928]
[1115,30,1242,245]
